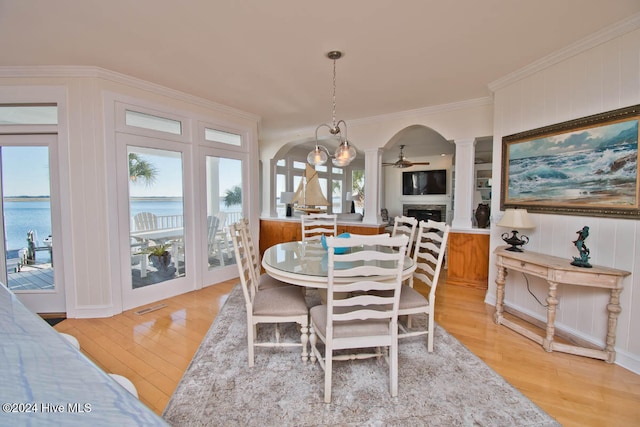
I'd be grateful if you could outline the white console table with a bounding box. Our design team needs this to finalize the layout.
[494,247,630,363]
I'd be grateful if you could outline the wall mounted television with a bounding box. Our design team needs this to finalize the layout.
[402,169,447,195]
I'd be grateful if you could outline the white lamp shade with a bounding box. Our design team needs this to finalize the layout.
[280,191,295,204]
[497,208,535,229]
[345,192,353,201]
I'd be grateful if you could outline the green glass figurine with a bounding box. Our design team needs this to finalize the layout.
[571,226,592,268]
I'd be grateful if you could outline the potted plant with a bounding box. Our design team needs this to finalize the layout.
[141,243,176,277]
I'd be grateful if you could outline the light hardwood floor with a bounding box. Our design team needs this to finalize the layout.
[55,275,640,426]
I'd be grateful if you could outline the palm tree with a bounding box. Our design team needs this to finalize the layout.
[223,185,242,207]
[128,153,157,185]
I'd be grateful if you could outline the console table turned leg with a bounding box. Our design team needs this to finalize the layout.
[543,281,559,352]
[605,288,622,363]
[494,266,506,324]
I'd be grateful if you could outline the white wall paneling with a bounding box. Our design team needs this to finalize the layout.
[488,27,640,373]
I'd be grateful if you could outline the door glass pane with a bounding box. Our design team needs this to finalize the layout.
[352,169,365,214]
[332,179,343,213]
[2,146,54,291]
[276,173,285,216]
[206,156,242,271]
[129,147,185,287]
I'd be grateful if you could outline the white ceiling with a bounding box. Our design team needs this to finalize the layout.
[1,0,639,146]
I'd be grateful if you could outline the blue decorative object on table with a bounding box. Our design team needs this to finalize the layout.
[321,232,350,254]
[571,226,592,268]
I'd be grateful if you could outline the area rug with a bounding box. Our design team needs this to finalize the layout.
[163,285,559,427]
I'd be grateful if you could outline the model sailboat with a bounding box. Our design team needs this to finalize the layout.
[292,164,330,214]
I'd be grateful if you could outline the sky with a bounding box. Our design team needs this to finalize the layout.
[2,146,50,196]
[128,150,242,198]
[2,146,242,198]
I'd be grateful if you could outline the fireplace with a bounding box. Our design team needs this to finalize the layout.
[403,204,447,223]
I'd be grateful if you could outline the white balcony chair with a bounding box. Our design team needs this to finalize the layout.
[207,215,226,267]
[391,215,418,255]
[301,213,337,242]
[133,212,158,231]
[397,219,450,352]
[309,234,408,403]
[229,222,309,367]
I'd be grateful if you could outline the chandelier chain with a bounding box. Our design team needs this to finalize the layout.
[331,57,337,130]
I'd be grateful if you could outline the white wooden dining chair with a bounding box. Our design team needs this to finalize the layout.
[301,213,337,242]
[229,222,309,367]
[391,215,418,255]
[236,218,289,290]
[397,219,450,352]
[309,234,408,403]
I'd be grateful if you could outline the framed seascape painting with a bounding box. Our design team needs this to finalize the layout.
[501,105,640,219]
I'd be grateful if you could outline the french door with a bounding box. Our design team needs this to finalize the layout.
[117,133,193,310]
[0,134,65,313]
[199,147,246,286]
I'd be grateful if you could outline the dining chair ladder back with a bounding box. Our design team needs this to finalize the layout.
[301,213,337,242]
[391,215,418,255]
[397,219,450,352]
[309,234,408,403]
[237,218,289,290]
[229,222,309,367]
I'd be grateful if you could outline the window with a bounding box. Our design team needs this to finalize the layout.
[125,110,182,135]
[0,105,57,125]
[205,128,242,146]
[274,154,353,215]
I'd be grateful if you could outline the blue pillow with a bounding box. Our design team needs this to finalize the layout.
[321,233,350,254]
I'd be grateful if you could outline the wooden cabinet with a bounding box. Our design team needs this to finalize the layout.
[259,219,385,257]
[446,231,489,289]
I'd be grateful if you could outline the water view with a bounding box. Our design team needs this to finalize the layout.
[4,197,240,255]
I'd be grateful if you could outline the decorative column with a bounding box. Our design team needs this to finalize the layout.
[362,148,383,224]
[451,138,476,229]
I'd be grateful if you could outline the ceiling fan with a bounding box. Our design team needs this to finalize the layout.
[382,145,430,168]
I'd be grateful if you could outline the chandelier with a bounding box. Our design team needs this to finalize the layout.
[307,51,357,167]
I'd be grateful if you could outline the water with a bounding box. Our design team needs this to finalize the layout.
[3,198,241,256]
[4,201,52,261]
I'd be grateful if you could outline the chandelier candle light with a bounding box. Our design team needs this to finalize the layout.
[497,208,535,252]
[307,51,357,167]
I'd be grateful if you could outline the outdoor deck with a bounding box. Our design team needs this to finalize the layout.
[7,264,54,291]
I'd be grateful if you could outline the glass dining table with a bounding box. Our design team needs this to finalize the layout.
[261,240,416,288]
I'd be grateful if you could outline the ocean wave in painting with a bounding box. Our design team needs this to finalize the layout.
[507,141,637,206]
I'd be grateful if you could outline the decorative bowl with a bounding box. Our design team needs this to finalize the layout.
[321,233,350,254]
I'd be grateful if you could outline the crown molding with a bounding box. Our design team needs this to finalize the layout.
[350,96,493,127]
[0,65,261,122]
[489,12,640,92]
[263,96,493,144]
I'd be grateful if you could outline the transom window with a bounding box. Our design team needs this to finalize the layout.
[0,104,57,125]
[125,110,182,135]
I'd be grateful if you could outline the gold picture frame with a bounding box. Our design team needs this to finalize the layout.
[501,105,640,219]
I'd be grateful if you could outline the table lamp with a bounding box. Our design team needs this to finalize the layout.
[280,191,295,217]
[346,192,355,213]
[497,208,535,252]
